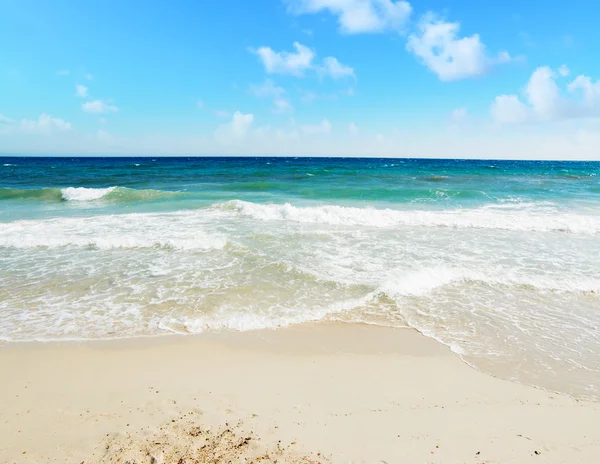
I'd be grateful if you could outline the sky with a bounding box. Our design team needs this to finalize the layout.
[1,0,600,159]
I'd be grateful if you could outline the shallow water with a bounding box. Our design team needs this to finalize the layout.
[1,156,599,399]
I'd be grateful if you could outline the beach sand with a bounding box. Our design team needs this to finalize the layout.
[1,323,599,463]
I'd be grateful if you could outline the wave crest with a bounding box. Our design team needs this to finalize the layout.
[0,186,181,203]
[61,186,116,201]
[377,267,600,297]
[217,200,600,234]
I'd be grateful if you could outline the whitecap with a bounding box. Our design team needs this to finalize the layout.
[61,186,116,201]
[217,200,600,234]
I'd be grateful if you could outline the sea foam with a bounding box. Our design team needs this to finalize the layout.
[219,200,600,234]
[61,186,116,201]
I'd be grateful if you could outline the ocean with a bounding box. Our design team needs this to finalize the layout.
[1,156,599,399]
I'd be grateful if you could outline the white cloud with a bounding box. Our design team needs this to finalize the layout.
[231,112,254,137]
[19,114,72,134]
[406,15,511,81]
[301,119,332,134]
[491,95,532,124]
[524,66,560,120]
[491,66,600,124]
[216,111,255,140]
[254,42,315,76]
[82,100,119,114]
[0,114,14,124]
[76,84,88,98]
[320,57,355,79]
[85,73,94,81]
[252,42,355,81]
[56,69,70,76]
[197,100,204,109]
[288,0,412,34]
[568,75,600,108]
[348,122,359,133]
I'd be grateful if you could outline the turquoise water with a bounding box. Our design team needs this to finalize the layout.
[1,157,600,399]
[2,157,600,221]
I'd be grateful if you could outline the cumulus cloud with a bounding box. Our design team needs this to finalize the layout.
[253,42,354,80]
[287,0,412,34]
[406,15,512,81]
[82,100,119,114]
[254,42,315,76]
[491,95,532,124]
[215,111,255,142]
[524,66,560,120]
[19,114,72,134]
[320,57,355,79]
[568,74,600,108]
[231,112,254,137]
[288,4,512,81]
[491,66,600,124]
[76,84,88,98]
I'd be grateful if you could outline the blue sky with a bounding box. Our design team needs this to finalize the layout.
[1,0,600,158]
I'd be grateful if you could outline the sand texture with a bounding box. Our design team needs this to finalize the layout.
[1,324,599,463]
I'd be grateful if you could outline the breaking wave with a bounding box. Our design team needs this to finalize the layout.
[0,186,181,203]
[216,200,600,234]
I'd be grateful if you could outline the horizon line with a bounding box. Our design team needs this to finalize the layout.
[1,154,600,163]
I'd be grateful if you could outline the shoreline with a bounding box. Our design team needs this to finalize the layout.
[1,322,599,463]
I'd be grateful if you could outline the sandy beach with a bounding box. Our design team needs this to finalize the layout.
[0,323,598,463]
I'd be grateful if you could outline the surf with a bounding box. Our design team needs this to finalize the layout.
[0,186,182,204]
[215,199,600,234]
